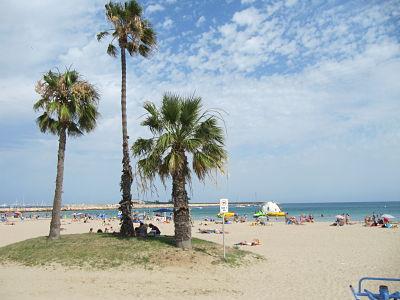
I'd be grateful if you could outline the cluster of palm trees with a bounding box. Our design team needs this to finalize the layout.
[33,0,227,249]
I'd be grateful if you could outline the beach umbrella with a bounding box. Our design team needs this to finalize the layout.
[335,215,345,220]
[381,214,395,219]
[153,208,173,213]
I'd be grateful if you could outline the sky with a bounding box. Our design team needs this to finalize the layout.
[0,0,399,205]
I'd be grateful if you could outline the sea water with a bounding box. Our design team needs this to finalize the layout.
[21,201,400,222]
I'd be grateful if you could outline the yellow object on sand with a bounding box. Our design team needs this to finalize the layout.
[217,212,235,218]
[266,211,286,217]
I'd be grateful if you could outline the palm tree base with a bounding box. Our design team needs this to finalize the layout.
[119,200,135,237]
[176,239,192,250]
[48,227,60,240]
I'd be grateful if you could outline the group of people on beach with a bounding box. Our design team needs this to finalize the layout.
[135,222,161,237]
[364,214,396,228]
[0,213,15,225]
[330,213,355,226]
[90,222,161,237]
[285,214,315,225]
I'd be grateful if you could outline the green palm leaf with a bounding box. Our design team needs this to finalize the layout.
[133,93,227,249]
[33,69,100,137]
[98,0,156,58]
[133,93,227,185]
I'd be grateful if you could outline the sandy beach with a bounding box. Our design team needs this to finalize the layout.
[0,219,399,299]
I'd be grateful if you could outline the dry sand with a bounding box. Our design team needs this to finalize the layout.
[0,218,399,299]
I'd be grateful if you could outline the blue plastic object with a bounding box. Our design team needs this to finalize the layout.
[350,277,400,300]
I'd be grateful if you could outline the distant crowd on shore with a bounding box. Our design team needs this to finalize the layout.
[364,213,397,228]
[1,210,398,230]
[285,214,315,225]
[329,213,356,226]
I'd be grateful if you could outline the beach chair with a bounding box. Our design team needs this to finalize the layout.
[350,277,400,300]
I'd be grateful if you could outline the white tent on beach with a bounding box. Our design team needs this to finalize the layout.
[261,201,282,213]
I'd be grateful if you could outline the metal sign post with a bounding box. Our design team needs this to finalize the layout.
[222,216,225,260]
[219,198,229,261]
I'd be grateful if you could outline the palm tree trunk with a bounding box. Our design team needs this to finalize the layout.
[119,46,134,237]
[48,127,67,239]
[172,159,192,249]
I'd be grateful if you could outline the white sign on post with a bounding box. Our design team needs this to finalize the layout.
[219,198,229,261]
[220,198,229,213]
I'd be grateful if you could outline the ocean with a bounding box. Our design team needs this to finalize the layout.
[19,201,400,222]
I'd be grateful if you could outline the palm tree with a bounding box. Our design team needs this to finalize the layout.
[97,0,157,236]
[34,69,100,239]
[132,94,227,249]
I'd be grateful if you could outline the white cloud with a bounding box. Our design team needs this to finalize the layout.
[232,7,264,27]
[162,18,174,30]
[285,0,297,7]
[1,0,399,203]
[0,0,104,78]
[196,16,206,27]
[241,0,256,4]
[146,4,164,14]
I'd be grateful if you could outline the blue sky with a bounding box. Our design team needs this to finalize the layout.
[0,0,399,205]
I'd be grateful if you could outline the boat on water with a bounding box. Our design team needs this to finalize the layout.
[254,201,286,217]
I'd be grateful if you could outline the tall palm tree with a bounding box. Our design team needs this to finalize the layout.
[132,93,227,249]
[34,69,100,240]
[97,0,157,236]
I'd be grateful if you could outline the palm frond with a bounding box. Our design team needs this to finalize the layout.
[180,95,201,128]
[33,98,47,111]
[34,68,100,138]
[100,0,157,59]
[132,93,227,189]
[141,101,162,133]
[161,93,182,126]
[97,31,110,41]
[132,138,154,156]
[36,113,59,135]
[125,0,142,16]
[107,43,118,57]
[67,122,84,137]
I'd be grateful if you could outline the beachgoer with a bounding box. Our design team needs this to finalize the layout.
[89,228,93,233]
[149,223,161,236]
[364,216,372,226]
[235,239,261,246]
[285,213,289,224]
[288,216,299,225]
[135,222,148,238]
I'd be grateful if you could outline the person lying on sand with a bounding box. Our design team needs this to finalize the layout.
[364,216,373,226]
[286,216,301,225]
[330,218,345,226]
[198,228,228,234]
[235,239,261,246]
